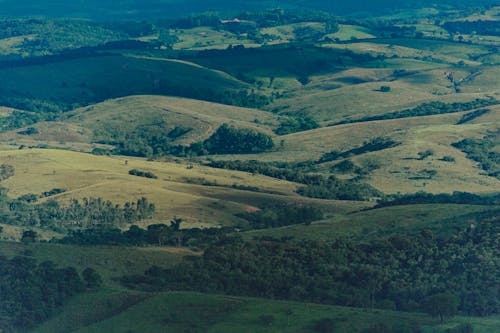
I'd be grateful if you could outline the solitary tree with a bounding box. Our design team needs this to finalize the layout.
[82,267,103,289]
[21,230,38,243]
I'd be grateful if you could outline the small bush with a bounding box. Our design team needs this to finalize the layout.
[440,156,456,162]
[313,318,337,333]
[129,169,158,179]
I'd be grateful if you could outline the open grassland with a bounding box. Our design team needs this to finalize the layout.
[242,204,498,242]
[0,54,249,110]
[218,109,500,194]
[0,149,362,229]
[325,24,376,41]
[322,42,481,65]
[367,38,493,61]
[260,22,327,43]
[0,35,35,57]
[269,63,498,123]
[31,291,500,333]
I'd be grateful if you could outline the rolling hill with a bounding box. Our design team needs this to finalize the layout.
[0,54,256,112]
[0,148,365,233]
[0,95,280,150]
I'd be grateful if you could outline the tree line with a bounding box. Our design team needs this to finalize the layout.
[330,99,499,126]
[207,159,381,201]
[1,193,155,229]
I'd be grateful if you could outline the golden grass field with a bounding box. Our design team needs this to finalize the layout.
[0,148,365,231]
[218,107,500,194]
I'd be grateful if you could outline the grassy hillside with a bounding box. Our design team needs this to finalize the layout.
[212,109,500,194]
[242,203,499,241]
[0,95,280,150]
[0,148,363,231]
[0,241,192,286]
[31,291,500,333]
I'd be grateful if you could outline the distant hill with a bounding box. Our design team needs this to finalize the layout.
[0,55,256,112]
[0,0,496,19]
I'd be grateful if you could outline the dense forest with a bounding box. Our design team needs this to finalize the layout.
[122,216,499,317]
[0,257,86,331]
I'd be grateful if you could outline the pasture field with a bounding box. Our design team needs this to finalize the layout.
[242,203,499,241]
[31,291,500,333]
[0,241,192,286]
[325,24,376,41]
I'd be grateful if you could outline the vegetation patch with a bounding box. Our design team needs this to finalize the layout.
[237,203,324,229]
[452,131,500,179]
[330,99,499,126]
[376,191,500,208]
[128,169,158,179]
[0,256,86,331]
[456,109,490,125]
[318,137,400,163]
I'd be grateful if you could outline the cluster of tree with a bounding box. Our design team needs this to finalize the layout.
[237,203,324,229]
[330,159,363,174]
[207,159,379,200]
[0,164,15,181]
[376,191,500,208]
[456,109,490,125]
[365,22,417,38]
[452,131,499,179]
[1,194,155,228]
[207,159,314,183]
[6,19,126,57]
[122,216,499,317]
[128,169,158,179]
[318,137,399,163]
[0,110,44,133]
[274,115,319,135]
[331,99,499,126]
[58,222,232,249]
[443,20,500,37]
[107,123,274,158]
[110,124,186,157]
[0,256,95,331]
[191,124,274,155]
[297,175,381,201]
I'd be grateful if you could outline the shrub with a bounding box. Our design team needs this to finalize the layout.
[129,169,158,179]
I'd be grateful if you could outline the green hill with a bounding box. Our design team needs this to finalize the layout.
[31,291,500,333]
[0,54,257,112]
